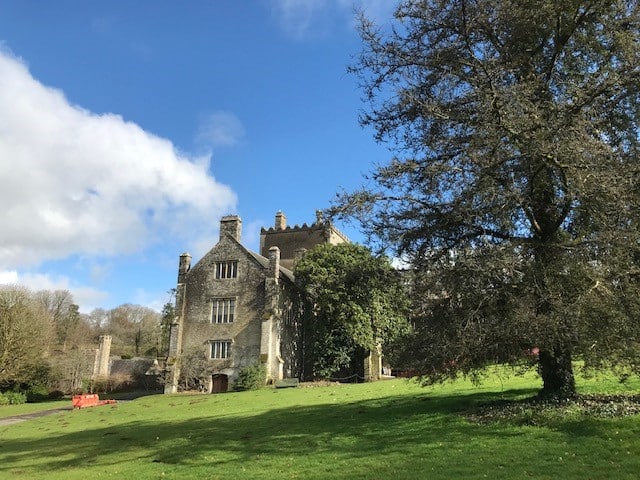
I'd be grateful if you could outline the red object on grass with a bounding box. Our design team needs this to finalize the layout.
[72,394,117,409]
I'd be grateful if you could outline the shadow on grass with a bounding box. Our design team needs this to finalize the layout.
[0,386,609,477]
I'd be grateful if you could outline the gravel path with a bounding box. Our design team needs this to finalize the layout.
[0,407,72,426]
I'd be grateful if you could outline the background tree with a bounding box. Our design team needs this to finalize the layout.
[103,304,162,357]
[160,288,176,357]
[333,1,640,397]
[294,243,410,380]
[85,307,109,331]
[34,290,87,351]
[0,286,54,388]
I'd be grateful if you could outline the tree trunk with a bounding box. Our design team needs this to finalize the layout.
[538,348,576,399]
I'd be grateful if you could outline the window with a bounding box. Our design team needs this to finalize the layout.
[215,261,238,279]
[212,298,235,324]
[210,340,232,359]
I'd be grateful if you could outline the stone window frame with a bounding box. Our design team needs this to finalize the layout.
[215,260,238,279]
[209,339,232,359]
[211,297,237,324]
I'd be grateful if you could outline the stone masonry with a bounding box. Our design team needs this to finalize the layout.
[165,212,348,393]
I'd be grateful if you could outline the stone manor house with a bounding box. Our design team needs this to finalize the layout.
[165,211,356,393]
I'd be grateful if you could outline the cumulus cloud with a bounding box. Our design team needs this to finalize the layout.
[0,270,18,284]
[196,111,246,148]
[0,270,108,313]
[345,0,398,24]
[272,0,329,38]
[271,0,397,38]
[0,49,237,269]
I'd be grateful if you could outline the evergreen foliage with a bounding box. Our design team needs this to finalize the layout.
[234,363,267,391]
[294,243,410,379]
[333,0,640,397]
[0,391,27,405]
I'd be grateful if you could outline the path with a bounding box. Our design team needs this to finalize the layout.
[0,407,72,426]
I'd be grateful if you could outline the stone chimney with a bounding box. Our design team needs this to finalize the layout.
[294,248,307,264]
[178,252,191,283]
[268,246,280,279]
[220,215,242,242]
[275,211,286,230]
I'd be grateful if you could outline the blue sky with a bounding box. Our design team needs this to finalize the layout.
[0,1,397,312]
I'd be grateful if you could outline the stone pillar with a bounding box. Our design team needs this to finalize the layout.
[364,344,383,382]
[260,315,273,381]
[165,253,189,394]
[262,247,282,383]
[93,335,112,378]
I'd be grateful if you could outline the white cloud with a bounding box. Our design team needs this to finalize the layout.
[390,256,411,270]
[271,0,398,38]
[196,111,246,148]
[0,270,108,313]
[0,49,237,269]
[343,0,398,24]
[132,287,171,313]
[0,270,18,284]
[272,0,329,38]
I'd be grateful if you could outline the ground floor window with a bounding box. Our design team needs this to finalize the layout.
[210,340,232,359]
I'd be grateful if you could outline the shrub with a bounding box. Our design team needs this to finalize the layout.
[107,373,135,392]
[234,364,267,391]
[88,374,135,393]
[0,391,27,405]
[26,385,49,403]
[47,390,65,399]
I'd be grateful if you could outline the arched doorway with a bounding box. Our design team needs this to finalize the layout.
[211,374,229,393]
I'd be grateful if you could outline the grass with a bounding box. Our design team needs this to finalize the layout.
[0,399,69,419]
[1,368,639,479]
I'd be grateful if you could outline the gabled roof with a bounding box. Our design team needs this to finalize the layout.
[246,249,295,283]
[192,232,295,283]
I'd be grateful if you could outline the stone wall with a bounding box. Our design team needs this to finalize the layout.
[179,236,267,385]
[260,213,349,270]
[166,211,356,393]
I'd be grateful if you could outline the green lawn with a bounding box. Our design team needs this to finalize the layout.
[0,399,70,419]
[1,369,639,479]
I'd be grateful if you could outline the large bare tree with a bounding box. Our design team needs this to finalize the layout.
[333,0,640,397]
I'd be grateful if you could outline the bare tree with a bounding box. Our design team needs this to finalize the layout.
[104,304,162,357]
[34,289,83,351]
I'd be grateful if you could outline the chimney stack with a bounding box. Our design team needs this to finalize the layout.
[268,246,280,279]
[220,215,242,242]
[275,211,286,230]
[178,252,192,283]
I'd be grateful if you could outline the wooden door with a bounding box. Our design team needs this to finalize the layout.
[211,374,228,393]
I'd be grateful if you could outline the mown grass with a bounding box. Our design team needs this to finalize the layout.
[0,399,69,419]
[1,368,639,480]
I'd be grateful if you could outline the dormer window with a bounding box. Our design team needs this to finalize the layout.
[215,260,238,279]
